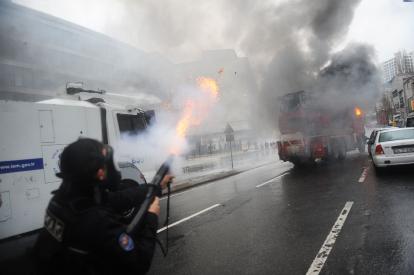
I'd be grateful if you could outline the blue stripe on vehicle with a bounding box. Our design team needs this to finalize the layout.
[0,158,44,174]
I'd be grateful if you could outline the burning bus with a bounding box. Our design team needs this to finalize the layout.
[277,90,366,165]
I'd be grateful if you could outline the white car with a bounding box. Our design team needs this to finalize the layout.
[371,127,414,171]
[367,126,397,158]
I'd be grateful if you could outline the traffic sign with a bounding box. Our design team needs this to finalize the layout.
[224,123,234,142]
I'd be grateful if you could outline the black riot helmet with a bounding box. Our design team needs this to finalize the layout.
[57,138,122,198]
[57,138,106,184]
[101,144,122,191]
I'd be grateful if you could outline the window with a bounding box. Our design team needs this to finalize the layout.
[280,93,302,112]
[399,90,405,107]
[406,117,414,127]
[379,129,414,142]
[117,113,147,137]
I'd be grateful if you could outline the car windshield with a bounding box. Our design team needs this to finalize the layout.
[379,129,414,142]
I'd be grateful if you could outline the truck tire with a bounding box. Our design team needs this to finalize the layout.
[329,139,344,161]
[291,158,314,168]
[328,139,346,161]
[338,141,346,160]
[118,179,141,222]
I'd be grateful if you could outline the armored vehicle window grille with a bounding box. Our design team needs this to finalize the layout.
[117,114,147,137]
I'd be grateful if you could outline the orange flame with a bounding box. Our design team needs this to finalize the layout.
[354,107,362,117]
[176,101,201,138]
[197,77,219,99]
[170,77,219,155]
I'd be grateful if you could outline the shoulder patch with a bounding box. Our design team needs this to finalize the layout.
[118,233,135,251]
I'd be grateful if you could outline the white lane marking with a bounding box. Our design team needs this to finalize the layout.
[161,165,292,200]
[306,201,354,275]
[255,172,289,188]
[358,167,369,183]
[157,204,221,233]
[160,188,194,201]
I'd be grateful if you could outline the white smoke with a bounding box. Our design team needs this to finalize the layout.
[115,111,187,176]
[114,79,220,176]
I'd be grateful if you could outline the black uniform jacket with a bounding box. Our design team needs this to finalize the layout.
[106,183,158,214]
[33,187,158,275]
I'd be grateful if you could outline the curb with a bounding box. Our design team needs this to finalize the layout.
[165,170,241,194]
[162,159,282,195]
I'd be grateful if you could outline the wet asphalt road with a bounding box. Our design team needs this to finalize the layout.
[149,152,414,275]
[1,152,414,274]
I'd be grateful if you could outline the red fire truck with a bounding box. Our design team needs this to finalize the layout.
[277,91,365,165]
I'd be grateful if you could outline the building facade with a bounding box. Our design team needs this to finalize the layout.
[0,0,177,102]
[404,76,414,116]
[383,74,414,126]
[382,50,414,83]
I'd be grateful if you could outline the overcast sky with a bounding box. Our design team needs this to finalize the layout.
[13,0,414,62]
[343,0,414,61]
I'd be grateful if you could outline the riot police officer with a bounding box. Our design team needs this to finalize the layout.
[33,138,171,275]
